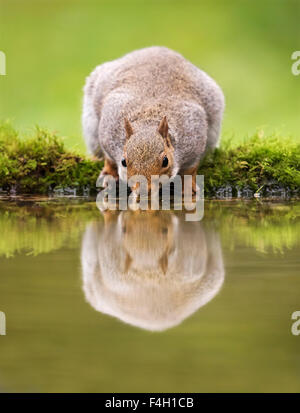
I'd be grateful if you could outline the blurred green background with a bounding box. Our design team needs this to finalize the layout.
[0,0,300,152]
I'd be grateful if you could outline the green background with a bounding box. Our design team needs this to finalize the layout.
[0,0,300,152]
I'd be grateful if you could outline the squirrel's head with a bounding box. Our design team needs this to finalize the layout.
[119,117,176,192]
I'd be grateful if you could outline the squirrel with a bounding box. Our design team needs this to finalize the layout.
[82,46,225,194]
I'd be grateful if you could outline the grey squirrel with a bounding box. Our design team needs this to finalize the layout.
[82,46,224,193]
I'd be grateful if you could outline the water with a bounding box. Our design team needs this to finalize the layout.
[0,199,299,392]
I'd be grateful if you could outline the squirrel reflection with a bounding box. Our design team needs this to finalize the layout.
[81,210,224,331]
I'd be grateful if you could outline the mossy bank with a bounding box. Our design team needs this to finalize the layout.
[0,122,103,196]
[0,122,299,198]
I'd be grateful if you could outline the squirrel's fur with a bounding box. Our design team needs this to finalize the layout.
[81,210,224,331]
[82,46,225,189]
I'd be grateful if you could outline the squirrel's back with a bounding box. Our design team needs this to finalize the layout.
[85,46,223,116]
[83,47,224,173]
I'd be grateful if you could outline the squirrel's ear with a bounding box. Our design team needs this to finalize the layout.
[158,116,168,139]
[124,118,134,140]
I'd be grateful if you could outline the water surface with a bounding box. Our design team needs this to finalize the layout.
[0,199,299,392]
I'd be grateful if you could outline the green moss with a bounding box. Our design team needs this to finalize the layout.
[0,122,299,197]
[0,122,103,195]
[199,132,300,197]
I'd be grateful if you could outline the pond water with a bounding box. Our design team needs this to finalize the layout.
[0,199,299,392]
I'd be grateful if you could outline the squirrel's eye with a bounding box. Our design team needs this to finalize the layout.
[162,156,168,168]
[121,157,127,167]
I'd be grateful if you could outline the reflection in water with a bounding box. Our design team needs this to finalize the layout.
[81,211,224,331]
[1,201,299,392]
